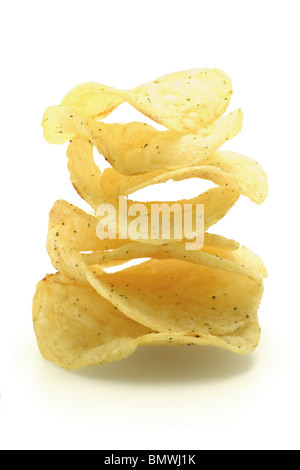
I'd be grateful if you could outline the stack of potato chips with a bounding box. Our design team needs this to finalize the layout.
[33,69,268,369]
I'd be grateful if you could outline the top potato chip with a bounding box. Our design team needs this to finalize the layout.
[42,68,233,138]
[122,68,233,132]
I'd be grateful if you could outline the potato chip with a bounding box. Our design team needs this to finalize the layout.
[65,134,241,225]
[46,200,267,333]
[48,197,239,253]
[83,241,267,281]
[46,200,232,280]
[49,183,240,276]
[42,104,243,176]
[33,264,262,368]
[66,137,268,230]
[63,136,241,241]
[65,135,268,240]
[58,68,233,131]
[101,150,268,204]
[42,68,233,147]
[106,187,240,242]
[92,258,264,337]
[47,200,266,278]
[122,68,233,132]
[90,109,243,174]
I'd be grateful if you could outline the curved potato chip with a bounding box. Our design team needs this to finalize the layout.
[101,150,268,204]
[97,186,240,243]
[33,262,262,369]
[46,199,244,281]
[46,200,266,333]
[52,179,239,248]
[48,68,232,133]
[122,68,233,132]
[42,105,243,175]
[90,109,243,175]
[92,259,264,337]
[65,136,267,239]
[48,198,239,254]
[83,241,267,281]
[65,135,241,226]
[63,136,241,239]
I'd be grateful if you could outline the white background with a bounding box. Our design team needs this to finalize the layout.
[1,0,299,451]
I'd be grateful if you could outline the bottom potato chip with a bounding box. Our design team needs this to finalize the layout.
[33,259,263,369]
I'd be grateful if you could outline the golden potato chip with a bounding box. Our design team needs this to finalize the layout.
[53,68,232,132]
[122,68,233,132]
[63,136,241,241]
[65,134,241,224]
[90,108,243,175]
[57,129,268,228]
[42,68,233,146]
[46,200,237,281]
[42,105,243,175]
[49,181,240,270]
[48,197,239,254]
[92,258,264,337]
[46,199,267,330]
[83,240,267,281]
[33,263,262,368]
[103,187,240,243]
[47,199,265,276]
[101,150,268,204]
